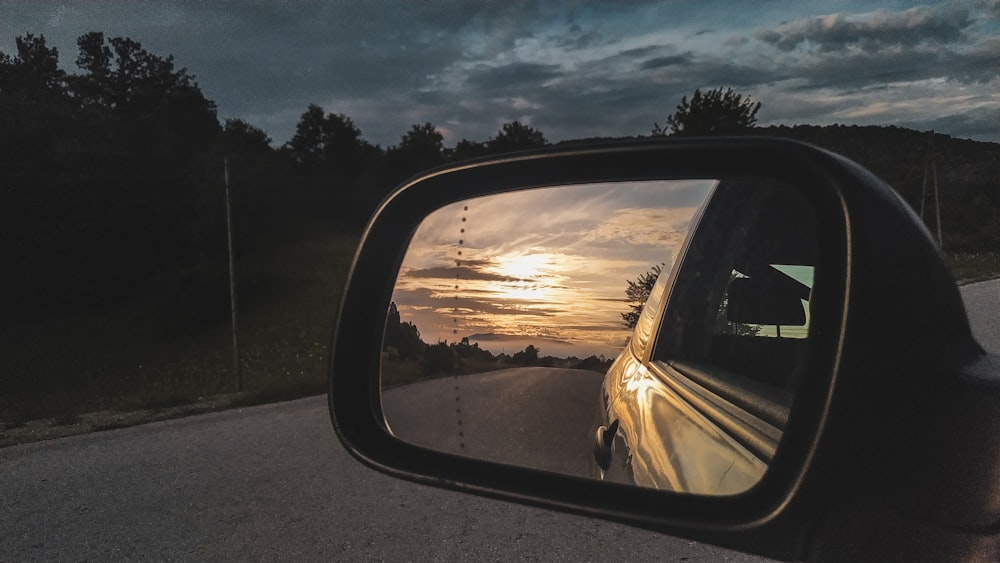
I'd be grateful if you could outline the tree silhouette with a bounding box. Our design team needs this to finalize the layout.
[653,87,761,137]
[286,104,369,183]
[384,302,425,360]
[0,34,66,99]
[387,122,445,180]
[512,344,540,365]
[487,121,547,153]
[286,104,327,167]
[1,32,222,314]
[220,118,273,154]
[420,341,456,376]
[0,34,71,173]
[622,263,664,329]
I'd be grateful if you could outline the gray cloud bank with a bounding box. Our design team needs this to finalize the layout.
[4,1,997,145]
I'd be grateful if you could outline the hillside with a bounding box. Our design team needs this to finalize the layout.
[756,125,1000,253]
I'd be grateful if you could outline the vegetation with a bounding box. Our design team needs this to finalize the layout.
[380,315,614,389]
[753,124,1000,255]
[0,32,996,432]
[0,33,560,429]
[622,264,665,329]
[652,87,761,137]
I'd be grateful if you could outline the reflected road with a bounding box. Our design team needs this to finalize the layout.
[383,367,602,479]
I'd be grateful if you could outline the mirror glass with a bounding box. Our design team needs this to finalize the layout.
[380,178,818,496]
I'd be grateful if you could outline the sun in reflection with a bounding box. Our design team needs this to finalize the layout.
[485,252,565,304]
[490,252,552,280]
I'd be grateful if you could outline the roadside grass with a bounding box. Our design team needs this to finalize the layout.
[947,253,1000,285]
[0,224,359,431]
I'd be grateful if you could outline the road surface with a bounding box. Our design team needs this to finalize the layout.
[962,278,1000,354]
[383,367,602,479]
[1,279,996,561]
[0,396,764,561]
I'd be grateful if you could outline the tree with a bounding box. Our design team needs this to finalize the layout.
[1,32,223,316]
[386,122,445,180]
[321,111,366,179]
[286,104,368,181]
[0,34,72,169]
[420,341,456,376]
[0,34,66,99]
[652,87,761,137]
[486,121,547,153]
[622,263,664,329]
[384,302,425,360]
[451,138,488,161]
[286,104,327,167]
[512,344,540,365]
[220,118,273,154]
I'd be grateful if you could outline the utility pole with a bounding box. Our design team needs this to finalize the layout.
[920,133,944,249]
[224,158,243,392]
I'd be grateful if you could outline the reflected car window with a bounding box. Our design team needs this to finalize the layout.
[653,180,819,393]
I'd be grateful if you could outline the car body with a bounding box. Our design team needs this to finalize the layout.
[595,178,816,495]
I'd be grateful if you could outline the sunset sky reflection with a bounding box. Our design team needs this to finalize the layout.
[392,180,717,358]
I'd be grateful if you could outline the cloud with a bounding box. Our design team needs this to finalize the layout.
[899,104,1000,141]
[405,266,524,283]
[468,333,571,345]
[466,62,565,91]
[392,179,717,348]
[583,207,697,248]
[639,53,692,70]
[754,4,972,52]
[4,1,996,147]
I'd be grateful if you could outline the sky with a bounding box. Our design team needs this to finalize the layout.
[392,180,718,357]
[3,1,998,148]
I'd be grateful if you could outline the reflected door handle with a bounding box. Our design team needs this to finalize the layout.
[593,419,620,471]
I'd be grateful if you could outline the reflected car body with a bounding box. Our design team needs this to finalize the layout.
[594,179,816,495]
[597,272,769,494]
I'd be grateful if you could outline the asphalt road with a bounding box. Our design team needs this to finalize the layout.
[962,278,1000,354]
[383,367,602,479]
[1,279,996,561]
[0,396,764,562]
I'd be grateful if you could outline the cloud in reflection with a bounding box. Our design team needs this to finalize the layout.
[393,180,716,357]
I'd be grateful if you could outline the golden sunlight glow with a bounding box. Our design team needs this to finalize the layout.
[392,180,718,357]
[490,252,553,280]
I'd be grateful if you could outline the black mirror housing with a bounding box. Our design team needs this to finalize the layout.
[328,138,996,561]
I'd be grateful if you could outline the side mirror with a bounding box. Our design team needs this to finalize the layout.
[329,138,995,561]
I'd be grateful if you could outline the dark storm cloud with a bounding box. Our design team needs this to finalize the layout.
[552,24,606,51]
[5,1,996,145]
[466,62,565,91]
[638,54,692,70]
[618,45,673,60]
[495,55,768,141]
[754,4,972,52]
[773,41,998,90]
[5,1,544,144]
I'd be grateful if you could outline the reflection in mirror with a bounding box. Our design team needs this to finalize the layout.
[612,180,819,495]
[380,178,818,496]
[380,180,716,476]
